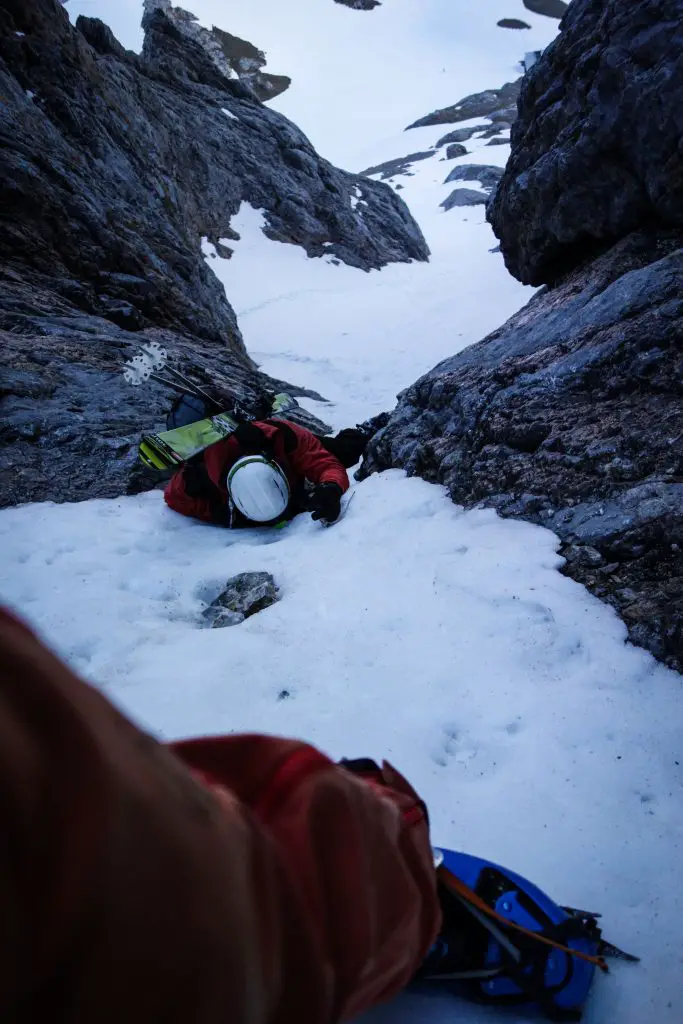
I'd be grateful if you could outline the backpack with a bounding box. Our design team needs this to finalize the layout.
[166,393,375,470]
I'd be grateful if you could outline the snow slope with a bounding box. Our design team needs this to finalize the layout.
[204,124,523,429]
[1,474,682,1023]
[5,4,683,1024]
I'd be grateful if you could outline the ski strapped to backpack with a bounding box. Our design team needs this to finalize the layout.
[123,344,374,474]
[421,848,639,1022]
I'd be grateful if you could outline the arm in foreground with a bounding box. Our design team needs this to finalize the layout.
[0,608,440,1024]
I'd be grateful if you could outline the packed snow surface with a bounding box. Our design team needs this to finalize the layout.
[6,4,683,1024]
[1,476,681,1023]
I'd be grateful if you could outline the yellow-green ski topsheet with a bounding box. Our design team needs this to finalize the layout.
[138,394,297,471]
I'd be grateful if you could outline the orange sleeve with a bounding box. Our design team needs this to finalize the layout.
[0,609,440,1024]
[285,422,350,492]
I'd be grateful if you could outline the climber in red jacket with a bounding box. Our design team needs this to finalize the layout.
[0,607,442,1023]
[164,419,350,527]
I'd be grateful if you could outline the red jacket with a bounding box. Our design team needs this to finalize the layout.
[165,420,349,524]
[0,608,441,1023]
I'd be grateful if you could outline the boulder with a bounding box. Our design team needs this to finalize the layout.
[202,572,280,628]
[445,143,468,160]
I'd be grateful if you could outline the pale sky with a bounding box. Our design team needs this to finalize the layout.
[65,0,558,166]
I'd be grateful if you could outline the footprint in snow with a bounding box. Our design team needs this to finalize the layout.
[503,718,524,736]
[432,725,479,768]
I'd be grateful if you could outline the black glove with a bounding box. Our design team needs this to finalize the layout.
[310,482,343,522]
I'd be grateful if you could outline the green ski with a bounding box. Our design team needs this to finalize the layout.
[138,393,299,471]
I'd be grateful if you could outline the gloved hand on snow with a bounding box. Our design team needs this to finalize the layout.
[309,482,343,522]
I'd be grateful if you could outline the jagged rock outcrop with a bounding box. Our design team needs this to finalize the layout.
[406,81,521,131]
[489,0,683,286]
[362,0,683,671]
[0,0,427,507]
[143,1,291,100]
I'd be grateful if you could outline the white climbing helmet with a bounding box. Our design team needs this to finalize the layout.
[226,455,290,523]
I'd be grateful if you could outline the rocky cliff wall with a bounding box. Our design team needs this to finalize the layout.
[362,0,683,670]
[0,0,427,506]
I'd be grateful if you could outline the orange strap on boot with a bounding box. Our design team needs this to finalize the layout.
[438,866,609,974]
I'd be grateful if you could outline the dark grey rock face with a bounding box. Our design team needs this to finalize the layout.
[0,0,427,506]
[360,230,683,670]
[523,0,569,17]
[360,151,435,180]
[406,80,521,131]
[441,189,487,210]
[0,274,330,508]
[489,0,683,286]
[202,572,279,628]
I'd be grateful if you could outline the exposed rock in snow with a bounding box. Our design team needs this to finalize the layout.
[523,0,569,18]
[333,0,381,8]
[202,572,280,628]
[477,123,512,138]
[359,151,435,180]
[498,19,532,29]
[360,229,683,670]
[489,0,683,286]
[0,0,427,507]
[436,126,489,147]
[440,189,487,210]
[444,164,504,193]
[444,143,468,160]
[406,80,521,130]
